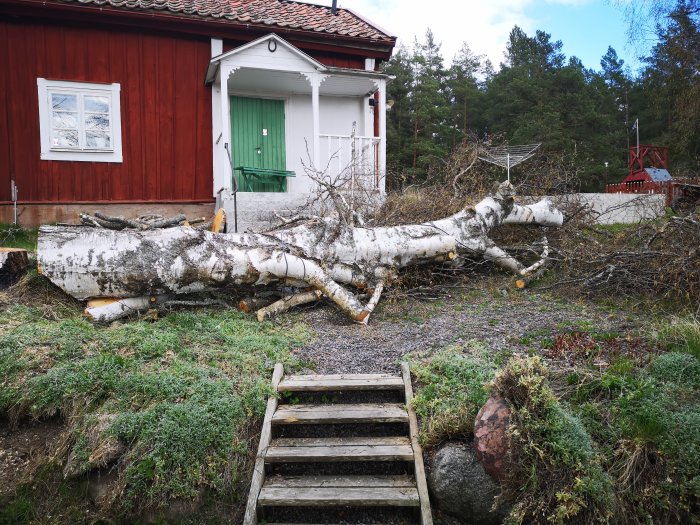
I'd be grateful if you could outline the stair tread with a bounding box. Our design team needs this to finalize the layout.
[258,486,420,507]
[279,374,404,392]
[264,474,416,488]
[271,436,410,447]
[272,403,408,424]
[266,436,414,462]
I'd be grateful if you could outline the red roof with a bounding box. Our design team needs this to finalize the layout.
[54,0,394,42]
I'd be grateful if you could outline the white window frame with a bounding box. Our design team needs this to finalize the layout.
[37,78,123,163]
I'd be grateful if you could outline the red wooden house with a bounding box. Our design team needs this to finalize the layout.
[0,0,396,226]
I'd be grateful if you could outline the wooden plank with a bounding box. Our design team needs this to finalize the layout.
[264,474,415,488]
[278,375,404,392]
[258,486,420,507]
[270,436,410,447]
[402,362,433,525]
[272,403,408,424]
[242,363,284,525]
[283,373,401,381]
[265,443,414,463]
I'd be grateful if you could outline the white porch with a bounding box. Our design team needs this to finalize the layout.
[206,35,389,233]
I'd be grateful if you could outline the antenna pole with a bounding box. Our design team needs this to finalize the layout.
[507,153,510,183]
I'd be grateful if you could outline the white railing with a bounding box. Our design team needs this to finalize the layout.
[319,134,381,189]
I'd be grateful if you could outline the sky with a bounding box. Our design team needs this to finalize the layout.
[322,1,650,73]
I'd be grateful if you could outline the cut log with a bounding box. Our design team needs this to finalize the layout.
[0,248,29,288]
[256,289,323,321]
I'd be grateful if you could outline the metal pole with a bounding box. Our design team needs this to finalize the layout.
[636,119,639,157]
[507,153,510,183]
[11,180,17,225]
[224,143,238,233]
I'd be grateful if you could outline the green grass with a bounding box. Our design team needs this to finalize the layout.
[0,305,308,520]
[653,315,700,359]
[409,317,700,524]
[408,344,497,447]
[0,224,38,251]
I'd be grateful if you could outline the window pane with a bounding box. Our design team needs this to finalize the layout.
[52,111,78,129]
[51,93,77,111]
[84,114,110,130]
[52,130,79,148]
[85,131,111,149]
[84,96,110,113]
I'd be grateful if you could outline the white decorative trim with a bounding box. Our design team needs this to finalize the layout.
[214,34,327,71]
[37,78,123,163]
[221,65,241,81]
[300,72,330,86]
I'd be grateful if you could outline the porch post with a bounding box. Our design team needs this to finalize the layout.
[311,73,321,168]
[219,65,233,190]
[378,78,387,193]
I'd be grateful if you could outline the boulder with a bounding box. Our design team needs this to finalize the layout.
[474,395,510,482]
[427,441,508,525]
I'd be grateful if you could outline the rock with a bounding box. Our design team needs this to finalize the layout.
[474,395,511,482]
[0,248,28,288]
[427,441,508,525]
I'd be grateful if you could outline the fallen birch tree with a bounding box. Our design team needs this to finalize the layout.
[37,182,563,323]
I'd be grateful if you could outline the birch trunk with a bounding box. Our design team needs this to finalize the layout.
[37,183,563,322]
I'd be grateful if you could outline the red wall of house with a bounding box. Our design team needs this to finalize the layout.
[0,18,214,203]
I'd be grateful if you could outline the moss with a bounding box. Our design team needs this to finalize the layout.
[493,357,615,525]
[408,345,497,447]
[0,306,308,517]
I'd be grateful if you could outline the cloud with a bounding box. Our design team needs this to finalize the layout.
[342,0,540,66]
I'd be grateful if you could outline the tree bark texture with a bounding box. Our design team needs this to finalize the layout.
[37,183,563,322]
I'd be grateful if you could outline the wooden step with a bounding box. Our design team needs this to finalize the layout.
[266,436,414,462]
[264,474,416,488]
[278,373,404,392]
[272,403,408,425]
[258,474,420,507]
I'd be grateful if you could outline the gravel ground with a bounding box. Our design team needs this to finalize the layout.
[286,277,641,374]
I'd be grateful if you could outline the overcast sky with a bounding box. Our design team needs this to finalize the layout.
[326,0,646,73]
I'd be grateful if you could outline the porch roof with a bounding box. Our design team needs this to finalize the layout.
[205,34,392,97]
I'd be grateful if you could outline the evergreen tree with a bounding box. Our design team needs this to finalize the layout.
[407,29,451,181]
[446,43,486,143]
[641,2,700,169]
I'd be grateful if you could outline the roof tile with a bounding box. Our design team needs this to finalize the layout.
[56,0,393,41]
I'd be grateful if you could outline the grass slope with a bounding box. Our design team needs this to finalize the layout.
[410,318,700,524]
[0,302,308,523]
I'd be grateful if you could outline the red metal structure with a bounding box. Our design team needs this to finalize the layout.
[624,145,669,183]
[606,145,699,211]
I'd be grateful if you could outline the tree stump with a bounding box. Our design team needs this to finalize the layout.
[0,248,29,288]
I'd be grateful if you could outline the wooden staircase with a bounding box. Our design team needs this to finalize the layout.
[243,364,432,525]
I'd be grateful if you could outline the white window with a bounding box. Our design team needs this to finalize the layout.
[37,79,123,162]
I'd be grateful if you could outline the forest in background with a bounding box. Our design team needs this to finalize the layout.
[381,1,699,191]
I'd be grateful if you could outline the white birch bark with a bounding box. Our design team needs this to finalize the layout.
[37,182,563,322]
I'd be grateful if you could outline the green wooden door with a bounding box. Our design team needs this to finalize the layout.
[231,96,287,192]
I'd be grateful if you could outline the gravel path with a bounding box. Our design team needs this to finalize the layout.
[288,279,640,374]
